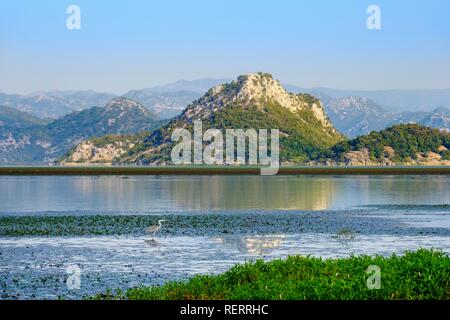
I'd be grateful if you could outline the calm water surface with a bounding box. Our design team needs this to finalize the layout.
[1,175,450,213]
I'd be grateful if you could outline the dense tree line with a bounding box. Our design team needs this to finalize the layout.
[331,124,450,163]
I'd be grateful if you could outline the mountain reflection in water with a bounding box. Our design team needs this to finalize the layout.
[1,175,450,214]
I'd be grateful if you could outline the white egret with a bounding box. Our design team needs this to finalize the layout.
[145,219,166,240]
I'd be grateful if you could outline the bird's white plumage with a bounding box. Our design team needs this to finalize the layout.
[145,220,166,238]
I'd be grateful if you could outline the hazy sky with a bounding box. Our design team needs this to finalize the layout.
[1,0,449,94]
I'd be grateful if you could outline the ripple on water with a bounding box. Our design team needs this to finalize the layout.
[0,233,449,299]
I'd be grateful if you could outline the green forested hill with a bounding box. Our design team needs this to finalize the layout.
[118,73,344,164]
[331,124,450,163]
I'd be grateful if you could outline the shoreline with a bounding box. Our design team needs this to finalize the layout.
[2,165,450,175]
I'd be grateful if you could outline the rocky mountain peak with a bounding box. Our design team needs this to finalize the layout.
[210,72,300,108]
[182,72,333,128]
[233,72,284,101]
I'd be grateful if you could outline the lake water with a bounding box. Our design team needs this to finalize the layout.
[1,175,450,213]
[1,175,450,299]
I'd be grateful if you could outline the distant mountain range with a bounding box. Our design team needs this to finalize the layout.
[2,76,450,164]
[121,79,230,119]
[0,98,162,163]
[315,95,450,138]
[285,86,450,113]
[121,90,200,120]
[280,85,450,138]
[0,91,115,119]
[2,80,450,126]
[0,79,230,121]
[143,78,232,94]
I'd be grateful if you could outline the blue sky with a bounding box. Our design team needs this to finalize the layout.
[0,0,449,94]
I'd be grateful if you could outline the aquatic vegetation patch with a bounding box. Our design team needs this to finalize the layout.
[1,212,449,237]
[93,249,450,300]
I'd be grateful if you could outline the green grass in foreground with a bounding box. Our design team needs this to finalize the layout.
[93,249,450,300]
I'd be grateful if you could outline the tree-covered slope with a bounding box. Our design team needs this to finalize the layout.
[0,105,49,129]
[0,98,162,163]
[331,124,450,164]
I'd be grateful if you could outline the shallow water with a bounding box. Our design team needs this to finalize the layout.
[0,175,449,299]
[1,233,449,299]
